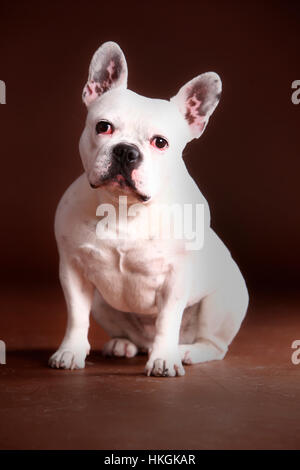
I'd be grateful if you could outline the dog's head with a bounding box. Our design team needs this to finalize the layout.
[79,41,222,203]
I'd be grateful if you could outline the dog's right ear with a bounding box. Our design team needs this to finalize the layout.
[82,41,128,107]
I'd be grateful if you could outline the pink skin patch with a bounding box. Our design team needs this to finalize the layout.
[115,174,125,182]
[131,168,150,197]
[108,174,131,191]
[131,169,140,186]
[131,167,149,192]
[185,93,206,133]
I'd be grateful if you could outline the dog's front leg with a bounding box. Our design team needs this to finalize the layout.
[145,267,187,377]
[49,257,94,369]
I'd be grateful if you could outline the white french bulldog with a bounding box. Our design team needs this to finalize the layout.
[49,41,249,377]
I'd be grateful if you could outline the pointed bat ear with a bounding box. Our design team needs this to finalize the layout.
[82,41,128,107]
[170,72,222,139]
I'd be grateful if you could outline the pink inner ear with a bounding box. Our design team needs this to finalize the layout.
[185,93,206,133]
[83,58,124,106]
[96,59,118,94]
[83,81,100,106]
[107,60,116,77]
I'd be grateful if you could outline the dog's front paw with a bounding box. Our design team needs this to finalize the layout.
[145,347,185,377]
[48,342,90,370]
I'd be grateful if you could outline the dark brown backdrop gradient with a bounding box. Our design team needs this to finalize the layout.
[0,0,299,293]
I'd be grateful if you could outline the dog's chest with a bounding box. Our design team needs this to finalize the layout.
[78,236,172,313]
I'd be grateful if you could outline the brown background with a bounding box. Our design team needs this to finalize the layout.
[0,0,299,292]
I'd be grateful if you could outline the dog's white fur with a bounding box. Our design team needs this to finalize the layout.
[49,42,249,377]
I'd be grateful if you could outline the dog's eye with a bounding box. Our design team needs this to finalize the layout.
[151,136,169,150]
[96,121,113,135]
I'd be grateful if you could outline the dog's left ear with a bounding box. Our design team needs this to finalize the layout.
[82,41,128,107]
[171,72,222,139]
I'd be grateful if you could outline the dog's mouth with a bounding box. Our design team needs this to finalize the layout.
[90,174,150,202]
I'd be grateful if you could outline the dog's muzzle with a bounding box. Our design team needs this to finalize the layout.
[90,143,150,202]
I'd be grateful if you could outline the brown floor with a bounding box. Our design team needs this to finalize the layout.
[0,285,300,450]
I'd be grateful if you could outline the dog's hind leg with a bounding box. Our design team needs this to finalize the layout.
[102,338,138,358]
[180,264,249,365]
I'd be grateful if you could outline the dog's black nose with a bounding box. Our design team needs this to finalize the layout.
[112,143,141,165]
